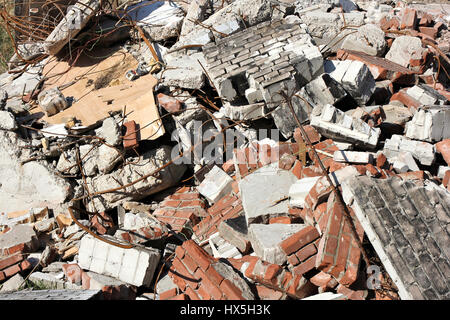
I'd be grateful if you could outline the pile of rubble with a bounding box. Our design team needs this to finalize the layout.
[0,0,449,300]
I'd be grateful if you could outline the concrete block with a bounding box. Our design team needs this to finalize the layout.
[406,85,448,106]
[289,176,321,208]
[198,166,233,204]
[383,134,435,166]
[333,151,373,164]
[208,232,242,259]
[78,235,160,287]
[218,216,251,254]
[385,36,425,69]
[239,163,298,225]
[391,152,420,173]
[248,223,306,265]
[310,104,380,149]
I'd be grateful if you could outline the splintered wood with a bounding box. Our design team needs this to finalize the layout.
[35,46,164,140]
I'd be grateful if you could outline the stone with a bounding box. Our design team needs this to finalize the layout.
[97,144,121,174]
[44,0,101,55]
[383,134,435,166]
[95,117,121,146]
[0,111,17,130]
[405,106,450,142]
[289,176,321,208]
[161,52,206,89]
[79,144,98,176]
[248,223,306,265]
[197,166,233,204]
[78,234,161,287]
[341,24,387,56]
[385,36,426,69]
[333,151,373,164]
[86,145,186,211]
[310,104,380,149]
[0,224,38,255]
[239,163,298,225]
[324,60,376,105]
[37,87,68,117]
[56,149,79,175]
[0,274,24,292]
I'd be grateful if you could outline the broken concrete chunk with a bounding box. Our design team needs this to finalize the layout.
[248,223,306,265]
[161,53,206,89]
[97,144,121,174]
[406,85,448,106]
[197,166,233,204]
[78,234,160,287]
[44,0,101,55]
[56,149,79,175]
[208,232,242,259]
[405,106,450,142]
[341,24,387,56]
[289,176,321,208]
[385,36,426,69]
[96,117,121,146]
[333,151,373,164]
[324,60,376,105]
[218,216,250,254]
[86,145,186,211]
[0,273,24,292]
[37,88,68,117]
[391,152,420,173]
[79,144,98,177]
[0,111,17,131]
[0,224,38,255]
[310,104,380,149]
[239,163,298,225]
[384,134,435,166]
[125,1,184,42]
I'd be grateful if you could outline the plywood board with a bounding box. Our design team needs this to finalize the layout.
[34,46,164,140]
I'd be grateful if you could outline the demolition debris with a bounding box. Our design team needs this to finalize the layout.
[0,0,449,301]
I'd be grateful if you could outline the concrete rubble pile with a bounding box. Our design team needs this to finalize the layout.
[0,0,449,300]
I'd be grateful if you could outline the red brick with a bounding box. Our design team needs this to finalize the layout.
[279,154,296,170]
[337,284,367,300]
[269,216,292,224]
[159,288,178,300]
[287,254,300,266]
[220,279,244,300]
[222,159,235,174]
[0,253,23,271]
[443,171,450,190]
[400,8,417,30]
[199,271,223,300]
[169,294,188,300]
[231,180,239,194]
[3,263,21,277]
[436,139,450,166]
[295,243,318,262]
[255,285,284,300]
[205,264,225,286]
[182,240,214,271]
[292,255,316,276]
[294,126,320,145]
[390,91,421,110]
[376,153,388,168]
[419,27,437,39]
[280,226,320,255]
[122,121,139,149]
[310,271,336,288]
[181,253,199,274]
[0,271,5,281]
[170,193,200,201]
[184,286,201,300]
[290,160,302,179]
[197,284,212,300]
[264,264,282,282]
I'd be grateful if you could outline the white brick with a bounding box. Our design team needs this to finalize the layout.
[198,166,233,204]
[333,151,372,164]
[289,176,321,208]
